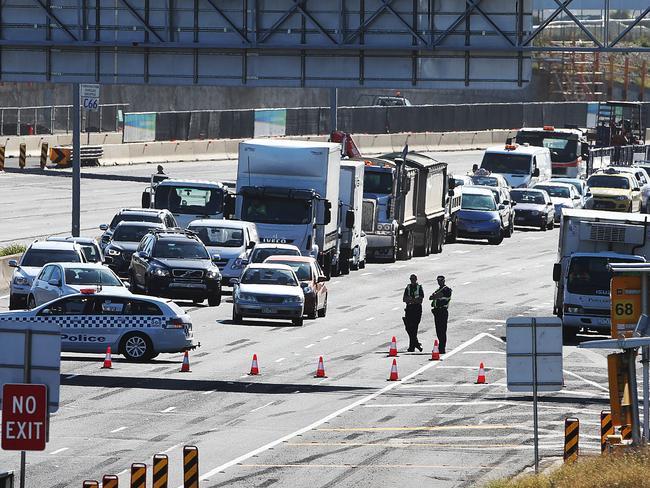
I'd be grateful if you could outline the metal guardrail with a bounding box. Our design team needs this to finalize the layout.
[588,144,650,174]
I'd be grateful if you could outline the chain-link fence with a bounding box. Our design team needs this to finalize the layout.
[0,104,128,135]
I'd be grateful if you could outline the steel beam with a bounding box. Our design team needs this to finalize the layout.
[117,0,164,42]
[609,6,650,48]
[204,0,250,43]
[31,0,78,41]
[434,0,482,47]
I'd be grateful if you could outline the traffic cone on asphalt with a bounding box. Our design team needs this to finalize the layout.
[430,340,440,361]
[388,359,399,381]
[476,362,487,384]
[388,336,398,357]
[101,346,113,369]
[180,351,191,372]
[314,356,327,378]
[249,354,260,375]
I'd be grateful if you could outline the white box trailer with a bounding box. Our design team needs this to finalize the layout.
[236,139,341,277]
[553,208,650,339]
[339,161,367,273]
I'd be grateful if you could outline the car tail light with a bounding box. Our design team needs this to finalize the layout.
[80,288,96,294]
[165,318,185,329]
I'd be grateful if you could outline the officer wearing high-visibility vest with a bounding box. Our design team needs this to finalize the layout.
[402,274,424,352]
[429,275,452,354]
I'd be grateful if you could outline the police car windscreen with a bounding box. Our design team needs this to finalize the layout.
[587,175,630,189]
[481,153,531,175]
[154,240,209,259]
[241,196,311,225]
[64,267,122,286]
[22,250,82,267]
[155,186,223,215]
[113,225,156,242]
[461,193,496,211]
[110,214,160,228]
[241,268,298,286]
[190,226,244,247]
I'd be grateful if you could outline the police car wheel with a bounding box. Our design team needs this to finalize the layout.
[121,333,153,361]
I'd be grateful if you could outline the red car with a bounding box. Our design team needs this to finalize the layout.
[264,255,328,319]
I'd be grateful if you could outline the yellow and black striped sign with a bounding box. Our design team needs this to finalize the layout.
[601,411,613,453]
[620,424,632,441]
[50,147,71,167]
[102,474,119,488]
[153,453,169,488]
[40,142,49,169]
[564,417,579,462]
[183,445,199,488]
[82,481,99,488]
[130,463,146,488]
[18,142,26,169]
[0,145,5,171]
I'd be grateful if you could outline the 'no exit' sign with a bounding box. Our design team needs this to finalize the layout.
[1,384,47,451]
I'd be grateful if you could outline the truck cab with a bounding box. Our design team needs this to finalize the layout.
[515,126,588,178]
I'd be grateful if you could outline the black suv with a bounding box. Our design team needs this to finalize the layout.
[99,208,177,250]
[129,229,222,306]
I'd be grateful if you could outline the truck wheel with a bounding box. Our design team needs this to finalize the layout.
[446,219,458,243]
[432,221,444,254]
[359,259,366,269]
[414,227,427,257]
[340,257,350,275]
[407,232,415,259]
[563,327,578,343]
[397,233,409,261]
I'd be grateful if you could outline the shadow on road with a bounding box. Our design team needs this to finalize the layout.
[3,166,149,183]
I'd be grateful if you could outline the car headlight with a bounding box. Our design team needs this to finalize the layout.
[206,268,220,279]
[564,304,584,314]
[615,195,630,201]
[151,267,170,277]
[284,295,303,303]
[107,248,121,256]
[238,293,257,302]
[13,276,30,286]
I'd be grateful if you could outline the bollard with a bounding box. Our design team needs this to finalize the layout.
[620,424,632,441]
[563,417,579,462]
[0,145,4,171]
[601,411,613,453]
[102,475,119,488]
[40,142,49,169]
[183,445,199,488]
[18,143,26,169]
[130,463,146,488]
[82,482,99,488]
[153,453,169,488]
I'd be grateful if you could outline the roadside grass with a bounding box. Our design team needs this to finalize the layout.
[486,449,650,488]
[0,243,26,257]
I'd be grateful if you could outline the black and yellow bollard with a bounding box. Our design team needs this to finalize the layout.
[82,481,99,488]
[600,411,613,453]
[183,445,199,488]
[18,143,26,169]
[564,417,579,462]
[40,142,49,169]
[0,145,4,171]
[102,474,119,488]
[620,424,632,441]
[130,463,146,488]
[153,453,169,488]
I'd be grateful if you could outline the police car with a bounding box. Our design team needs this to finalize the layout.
[0,290,195,361]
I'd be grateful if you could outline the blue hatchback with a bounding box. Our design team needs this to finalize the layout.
[457,187,505,245]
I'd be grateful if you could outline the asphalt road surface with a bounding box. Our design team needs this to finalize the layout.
[0,151,616,488]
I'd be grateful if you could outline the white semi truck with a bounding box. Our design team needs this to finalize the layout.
[235,139,341,277]
[338,161,367,274]
[553,208,650,339]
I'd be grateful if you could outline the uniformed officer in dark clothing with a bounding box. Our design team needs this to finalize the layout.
[403,274,424,352]
[429,275,452,354]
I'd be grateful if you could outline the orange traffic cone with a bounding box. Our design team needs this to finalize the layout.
[476,362,486,384]
[388,336,398,357]
[430,340,440,361]
[314,356,327,378]
[249,354,260,375]
[180,351,191,372]
[101,346,113,369]
[388,359,399,381]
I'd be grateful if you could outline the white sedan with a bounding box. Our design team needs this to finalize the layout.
[28,263,130,308]
[533,182,582,222]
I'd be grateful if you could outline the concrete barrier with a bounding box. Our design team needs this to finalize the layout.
[2,132,122,158]
[0,254,19,294]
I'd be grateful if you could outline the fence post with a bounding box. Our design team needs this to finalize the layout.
[153,453,169,488]
[183,446,199,488]
[40,142,49,169]
[19,143,26,169]
[563,417,579,462]
[82,482,99,488]
[0,145,4,172]
[130,463,146,488]
[600,410,613,453]
[102,475,119,488]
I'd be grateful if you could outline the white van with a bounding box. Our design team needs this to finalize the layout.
[479,144,552,188]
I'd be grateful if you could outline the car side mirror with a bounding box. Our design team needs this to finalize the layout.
[300,282,308,288]
[532,168,540,177]
[547,201,553,206]
[345,209,355,229]
[229,278,239,285]
[511,201,517,206]
[502,200,510,206]
[48,279,61,287]
[317,276,328,283]
[8,259,17,268]
[211,254,221,262]
[552,263,561,282]
[136,251,149,260]
[585,191,592,197]
[324,200,332,225]
[247,241,256,250]
[498,204,505,210]
[573,195,581,200]
[99,224,109,231]
[448,189,455,197]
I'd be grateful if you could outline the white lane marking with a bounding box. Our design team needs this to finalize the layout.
[563,370,609,392]
[361,272,373,276]
[321,336,332,341]
[453,250,470,254]
[275,357,286,363]
[331,280,341,285]
[437,366,506,371]
[338,328,349,332]
[463,351,506,355]
[251,401,274,413]
[117,469,129,476]
[365,317,375,321]
[500,272,511,276]
[202,389,217,395]
[304,343,315,349]
[364,401,515,408]
[391,307,401,311]
[50,447,69,455]
[161,406,176,413]
[64,374,78,380]
[463,282,472,285]
[162,444,180,454]
[110,426,127,433]
[488,328,496,331]
[189,332,500,484]
[400,383,507,389]
[466,319,506,324]
[0,294,9,300]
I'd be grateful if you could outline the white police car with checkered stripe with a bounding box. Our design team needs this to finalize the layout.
[0,290,195,361]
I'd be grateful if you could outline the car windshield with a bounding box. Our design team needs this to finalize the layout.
[553,179,583,195]
[567,257,641,296]
[22,249,82,267]
[241,268,298,286]
[250,248,300,264]
[536,186,570,198]
[154,185,223,215]
[64,267,122,286]
[461,193,496,211]
[471,175,499,187]
[364,171,393,194]
[481,153,532,175]
[267,261,312,281]
[190,226,244,248]
[516,133,578,162]
[511,190,546,204]
[242,196,311,225]
[587,175,630,189]
[113,225,156,242]
[154,240,209,259]
[110,213,160,229]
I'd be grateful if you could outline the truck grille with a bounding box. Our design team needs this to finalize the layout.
[589,223,626,243]
[362,201,376,233]
[172,269,204,278]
